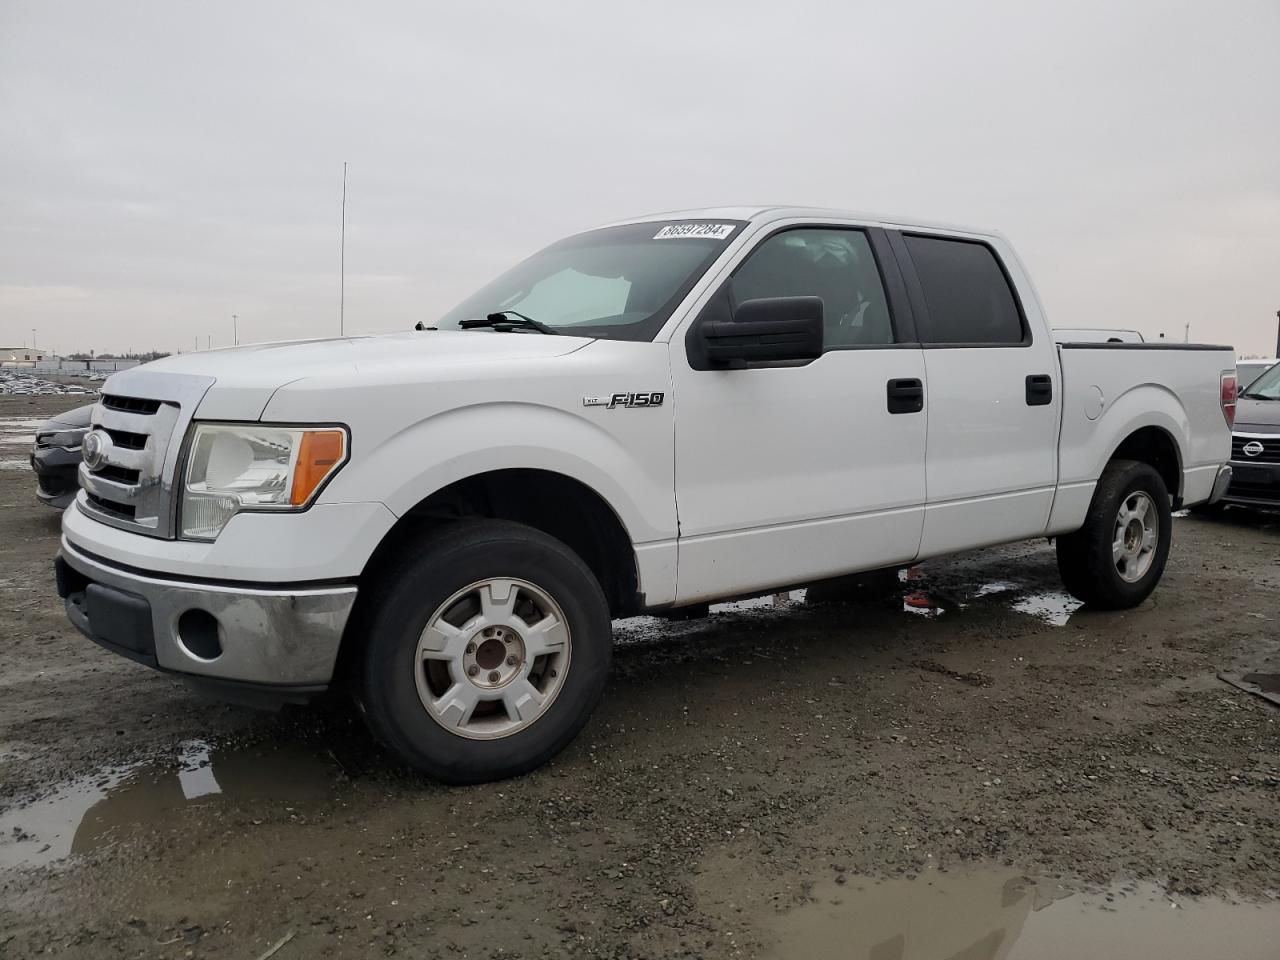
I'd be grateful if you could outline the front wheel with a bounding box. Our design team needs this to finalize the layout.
[1056,459,1172,609]
[357,520,612,784]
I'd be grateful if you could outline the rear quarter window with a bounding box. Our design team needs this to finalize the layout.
[904,235,1026,345]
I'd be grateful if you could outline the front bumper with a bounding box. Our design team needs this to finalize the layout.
[1221,459,1280,507]
[31,444,82,509]
[57,538,358,698]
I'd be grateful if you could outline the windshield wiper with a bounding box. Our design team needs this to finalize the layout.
[458,311,558,335]
[1239,391,1275,400]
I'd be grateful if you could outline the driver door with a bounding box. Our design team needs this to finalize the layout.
[670,223,928,603]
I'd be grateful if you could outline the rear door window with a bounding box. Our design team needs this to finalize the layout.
[903,235,1025,345]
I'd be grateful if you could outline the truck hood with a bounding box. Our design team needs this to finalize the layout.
[105,331,592,421]
[1235,396,1280,433]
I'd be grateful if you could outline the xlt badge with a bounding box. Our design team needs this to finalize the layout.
[583,392,664,409]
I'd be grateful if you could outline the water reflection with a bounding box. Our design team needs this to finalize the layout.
[766,866,1279,960]
[1008,591,1083,626]
[611,573,1089,642]
[0,738,337,870]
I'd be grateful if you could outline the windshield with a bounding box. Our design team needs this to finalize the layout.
[435,220,744,341]
[1241,361,1280,399]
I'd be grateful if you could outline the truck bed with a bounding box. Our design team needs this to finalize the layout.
[1053,341,1235,529]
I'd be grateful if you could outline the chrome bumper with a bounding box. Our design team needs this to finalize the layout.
[58,537,357,689]
[1207,464,1233,505]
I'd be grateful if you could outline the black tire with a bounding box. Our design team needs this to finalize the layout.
[1056,459,1172,609]
[357,519,612,784]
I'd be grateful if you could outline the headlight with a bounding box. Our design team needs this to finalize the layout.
[40,429,87,449]
[179,423,348,540]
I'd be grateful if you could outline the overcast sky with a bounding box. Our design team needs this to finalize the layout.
[2,0,1278,357]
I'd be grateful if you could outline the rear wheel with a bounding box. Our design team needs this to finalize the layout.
[357,520,612,783]
[1056,459,1172,609]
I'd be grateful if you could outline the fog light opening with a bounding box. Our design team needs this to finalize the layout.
[177,609,223,661]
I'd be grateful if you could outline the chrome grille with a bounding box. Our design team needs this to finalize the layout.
[104,427,147,450]
[1232,434,1280,465]
[101,394,163,415]
[77,372,214,538]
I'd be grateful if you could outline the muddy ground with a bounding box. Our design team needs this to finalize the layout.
[1,393,1277,958]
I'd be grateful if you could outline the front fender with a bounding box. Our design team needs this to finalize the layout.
[322,401,677,545]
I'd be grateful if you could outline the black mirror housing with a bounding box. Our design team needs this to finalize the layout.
[700,296,824,366]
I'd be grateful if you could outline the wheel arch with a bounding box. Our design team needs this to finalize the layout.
[1051,384,1192,534]
[330,466,644,692]
[1078,383,1191,501]
[1106,424,1183,503]
[361,468,642,619]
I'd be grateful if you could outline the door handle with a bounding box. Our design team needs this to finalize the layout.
[887,378,924,414]
[1026,374,1053,406]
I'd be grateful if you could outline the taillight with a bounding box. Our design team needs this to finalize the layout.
[1221,373,1237,428]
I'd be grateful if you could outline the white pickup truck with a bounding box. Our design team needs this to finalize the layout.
[57,206,1238,783]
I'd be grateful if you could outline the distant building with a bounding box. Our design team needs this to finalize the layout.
[0,346,53,364]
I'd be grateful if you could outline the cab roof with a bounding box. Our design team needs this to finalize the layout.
[603,205,1000,240]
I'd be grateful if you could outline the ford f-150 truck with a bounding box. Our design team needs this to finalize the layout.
[56,206,1238,783]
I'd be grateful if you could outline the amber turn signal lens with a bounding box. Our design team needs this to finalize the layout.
[289,430,347,506]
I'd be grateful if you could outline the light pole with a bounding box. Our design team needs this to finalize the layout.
[1275,309,1279,358]
[233,314,239,346]
[340,161,348,337]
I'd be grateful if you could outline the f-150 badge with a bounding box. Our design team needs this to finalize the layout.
[583,392,664,409]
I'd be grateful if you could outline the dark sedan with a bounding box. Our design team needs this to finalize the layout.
[31,403,93,509]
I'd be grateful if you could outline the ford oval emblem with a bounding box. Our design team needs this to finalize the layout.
[1242,440,1265,457]
[83,430,112,471]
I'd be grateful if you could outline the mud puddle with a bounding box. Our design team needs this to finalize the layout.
[0,738,341,870]
[766,866,1279,959]
[613,574,1088,644]
[902,575,1082,626]
[713,589,806,613]
[1010,590,1084,626]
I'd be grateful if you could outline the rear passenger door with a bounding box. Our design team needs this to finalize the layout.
[888,231,1061,556]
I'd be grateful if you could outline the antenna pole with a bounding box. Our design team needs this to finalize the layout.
[340,161,348,337]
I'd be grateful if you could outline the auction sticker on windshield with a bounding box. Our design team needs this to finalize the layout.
[653,223,735,240]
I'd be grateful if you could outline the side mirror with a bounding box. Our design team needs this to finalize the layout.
[701,296,824,366]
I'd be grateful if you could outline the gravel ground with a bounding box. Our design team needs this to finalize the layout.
[1,394,1278,958]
